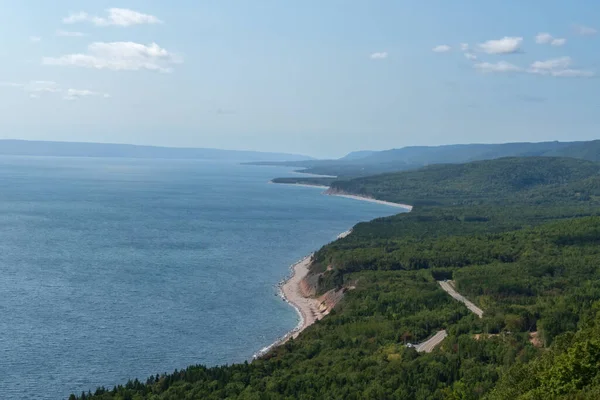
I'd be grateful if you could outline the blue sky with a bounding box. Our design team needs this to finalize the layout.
[0,0,598,158]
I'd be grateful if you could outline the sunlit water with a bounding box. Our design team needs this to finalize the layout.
[0,156,403,399]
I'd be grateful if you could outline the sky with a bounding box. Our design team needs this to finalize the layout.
[0,1,599,158]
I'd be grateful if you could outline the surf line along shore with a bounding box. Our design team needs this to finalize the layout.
[253,190,412,359]
[253,254,320,358]
[268,181,413,211]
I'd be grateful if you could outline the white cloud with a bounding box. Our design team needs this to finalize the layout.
[530,57,572,71]
[30,36,42,43]
[528,56,594,77]
[63,88,109,100]
[574,24,597,36]
[63,8,162,27]
[474,61,521,73]
[460,43,469,52]
[370,52,388,59]
[0,81,110,99]
[56,30,85,37]
[1,81,60,95]
[42,42,182,72]
[432,45,451,53]
[535,33,566,46]
[464,53,478,61]
[535,33,553,44]
[478,37,522,54]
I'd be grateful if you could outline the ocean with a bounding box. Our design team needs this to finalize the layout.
[0,156,404,399]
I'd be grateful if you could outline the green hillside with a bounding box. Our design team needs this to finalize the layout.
[328,157,600,206]
[258,140,600,178]
[72,157,600,400]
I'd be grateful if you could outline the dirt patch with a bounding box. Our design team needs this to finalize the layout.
[529,331,543,348]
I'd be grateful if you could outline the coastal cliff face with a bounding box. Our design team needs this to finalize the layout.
[317,288,346,314]
[299,273,319,297]
[300,268,346,315]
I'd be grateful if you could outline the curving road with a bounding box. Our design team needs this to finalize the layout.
[415,330,448,353]
[438,280,484,318]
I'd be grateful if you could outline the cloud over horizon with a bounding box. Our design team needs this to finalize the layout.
[535,33,566,46]
[474,61,521,73]
[0,81,109,100]
[574,24,597,36]
[479,37,523,54]
[42,42,182,72]
[432,45,451,53]
[56,30,85,37]
[370,51,388,59]
[63,8,162,27]
[528,56,594,77]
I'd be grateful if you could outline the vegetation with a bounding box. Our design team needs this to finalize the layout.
[251,140,600,177]
[328,157,600,206]
[73,156,600,399]
[270,177,337,187]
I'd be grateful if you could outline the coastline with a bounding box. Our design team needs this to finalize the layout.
[267,181,330,189]
[271,180,413,210]
[253,183,412,359]
[254,254,322,358]
[329,193,413,211]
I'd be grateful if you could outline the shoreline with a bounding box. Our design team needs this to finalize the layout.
[270,181,413,210]
[329,193,413,211]
[267,181,331,189]
[254,184,413,359]
[253,254,321,358]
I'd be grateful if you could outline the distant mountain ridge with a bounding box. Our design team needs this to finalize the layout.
[251,140,600,177]
[0,140,313,162]
[339,150,377,161]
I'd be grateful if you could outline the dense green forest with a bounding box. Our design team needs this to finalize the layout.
[327,157,600,206]
[74,156,600,399]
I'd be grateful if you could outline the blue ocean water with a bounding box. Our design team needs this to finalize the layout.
[0,156,404,399]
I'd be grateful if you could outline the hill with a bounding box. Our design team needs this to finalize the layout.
[256,140,600,178]
[328,157,600,206]
[0,140,312,162]
[71,156,600,399]
[339,150,377,161]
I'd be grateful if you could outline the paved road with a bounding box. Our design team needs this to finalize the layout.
[415,330,448,353]
[438,281,484,318]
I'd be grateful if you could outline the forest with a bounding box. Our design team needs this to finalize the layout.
[73,156,600,399]
[250,140,600,177]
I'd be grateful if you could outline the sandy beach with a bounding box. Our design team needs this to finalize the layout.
[270,180,413,210]
[253,186,412,359]
[329,193,413,210]
[267,181,331,189]
[281,255,323,339]
[337,229,353,239]
[254,254,323,358]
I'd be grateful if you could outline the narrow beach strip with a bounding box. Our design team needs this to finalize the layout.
[253,254,321,358]
[269,180,413,210]
[337,229,353,239]
[267,181,330,189]
[329,193,413,210]
[254,184,413,359]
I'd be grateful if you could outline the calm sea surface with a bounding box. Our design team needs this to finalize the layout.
[0,156,404,399]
